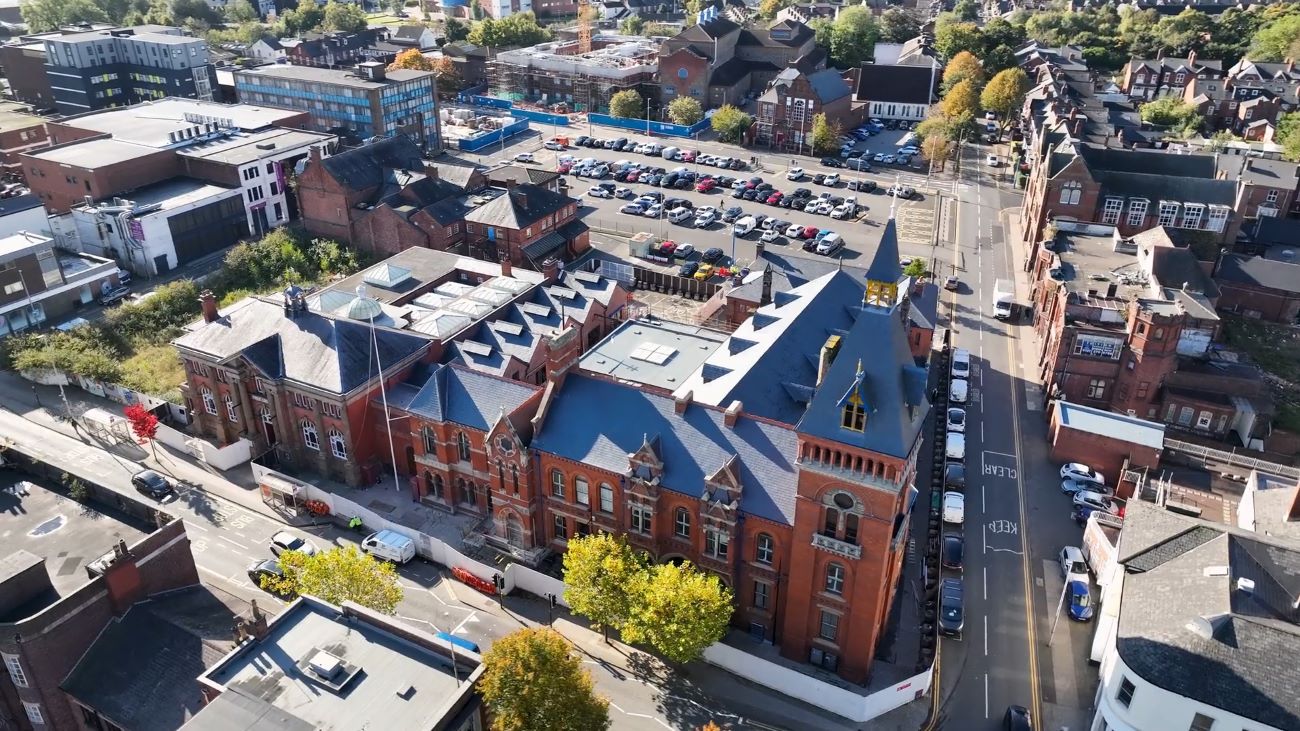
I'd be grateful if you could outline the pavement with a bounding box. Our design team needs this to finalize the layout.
[925,143,1098,731]
[0,369,933,730]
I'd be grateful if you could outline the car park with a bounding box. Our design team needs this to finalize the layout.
[1059,546,1090,583]
[898,145,920,156]
[943,492,965,524]
[942,534,964,571]
[847,178,876,191]
[764,217,787,230]
[946,407,966,433]
[664,197,691,210]
[766,192,784,205]
[949,378,969,404]
[1068,581,1094,621]
[270,531,319,557]
[131,469,174,500]
[830,202,854,219]
[760,228,781,243]
[939,578,964,637]
[1060,463,1105,486]
[732,216,757,236]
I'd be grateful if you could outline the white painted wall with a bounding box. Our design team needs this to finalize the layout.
[0,205,51,239]
[867,100,929,121]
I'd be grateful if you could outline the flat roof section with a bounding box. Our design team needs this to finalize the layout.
[1056,400,1165,450]
[0,101,46,133]
[177,128,334,166]
[236,64,432,89]
[29,138,158,167]
[56,98,311,147]
[1048,225,1147,299]
[579,318,728,391]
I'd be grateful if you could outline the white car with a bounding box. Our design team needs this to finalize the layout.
[543,141,566,151]
[830,203,854,219]
[986,154,1000,167]
[760,228,780,243]
[694,211,717,228]
[951,348,971,379]
[1060,463,1105,486]
[1059,546,1089,583]
[696,205,717,217]
[943,492,965,524]
[814,200,835,215]
[945,432,965,462]
[1073,490,1115,513]
[823,173,840,186]
[675,243,695,258]
[785,222,804,237]
[787,167,805,180]
[946,407,966,433]
[949,377,969,404]
[586,186,612,198]
[1061,479,1095,495]
[270,531,319,557]
[513,152,537,163]
[643,203,663,217]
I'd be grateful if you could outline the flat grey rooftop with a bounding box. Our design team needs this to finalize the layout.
[0,473,148,616]
[235,65,432,89]
[578,318,729,391]
[1055,401,1165,449]
[29,138,157,167]
[117,177,238,211]
[1051,228,1146,298]
[203,599,472,730]
[178,128,333,165]
[0,101,45,132]
[58,99,309,145]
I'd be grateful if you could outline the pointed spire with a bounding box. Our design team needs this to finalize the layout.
[864,217,903,287]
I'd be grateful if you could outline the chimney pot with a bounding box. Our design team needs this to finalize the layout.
[199,289,218,323]
[724,400,742,427]
[674,392,692,414]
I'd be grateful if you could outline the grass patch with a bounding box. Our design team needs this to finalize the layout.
[119,344,187,403]
[1220,315,1300,432]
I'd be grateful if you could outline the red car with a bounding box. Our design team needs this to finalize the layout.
[681,150,698,162]
[658,240,678,254]
[800,226,820,239]
[558,162,572,174]
[766,192,783,205]
[626,170,641,183]
[695,178,716,192]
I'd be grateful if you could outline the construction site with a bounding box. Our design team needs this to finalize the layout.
[488,34,661,115]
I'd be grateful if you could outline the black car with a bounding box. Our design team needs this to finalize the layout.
[640,191,664,202]
[612,137,629,150]
[939,578,964,637]
[753,214,770,228]
[614,170,631,182]
[942,534,964,571]
[729,158,746,170]
[722,206,743,223]
[944,462,966,491]
[755,182,774,193]
[793,187,811,198]
[645,174,662,186]
[575,135,590,146]
[848,180,877,192]
[674,178,694,189]
[662,173,679,187]
[247,558,294,597]
[131,469,173,500]
[1005,706,1033,731]
[812,173,826,185]
[740,189,758,200]
[844,150,863,159]
[701,247,725,263]
[585,137,602,147]
[801,238,819,252]
[664,197,692,210]
[820,157,844,168]
[679,261,699,277]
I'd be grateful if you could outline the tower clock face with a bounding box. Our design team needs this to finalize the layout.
[496,435,514,455]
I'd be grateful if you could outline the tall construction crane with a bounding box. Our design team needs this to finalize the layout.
[577,0,593,54]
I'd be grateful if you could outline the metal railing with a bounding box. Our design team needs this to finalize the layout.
[1164,438,1300,480]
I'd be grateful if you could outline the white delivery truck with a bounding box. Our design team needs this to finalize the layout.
[993,279,1014,320]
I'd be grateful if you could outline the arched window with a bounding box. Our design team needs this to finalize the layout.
[457,478,474,506]
[432,473,445,500]
[1059,181,1082,206]
[224,394,239,423]
[497,460,506,492]
[456,432,471,462]
[328,429,347,460]
[844,513,860,544]
[674,507,691,538]
[823,507,840,536]
[505,514,524,546]
[201,387,217,415]
[260,407,274,423]
[510,465,519,495]
[574,476,589,506]
[755,533,774,564]
[301,421,319,450]
[825,563,845,595]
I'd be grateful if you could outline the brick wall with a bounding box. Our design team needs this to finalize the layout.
[23,146,179,214]
[1048,413,1162,484]
[1216,280,1300,323]
[0,122,49,177]
[659,48,710,105]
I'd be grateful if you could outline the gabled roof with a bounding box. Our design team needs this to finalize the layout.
[532,374,800,524]
[172,297,430,394]
[853,63,934,105]
[463,184,572,229]
[805,68,850,104]
[320,135,429,192]
[396,363,539,429]
[1216,254,1300,295]
[393,24,430,42]
[674,16,740,44]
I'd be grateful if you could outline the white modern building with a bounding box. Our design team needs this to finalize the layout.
[1092,499,1300,731]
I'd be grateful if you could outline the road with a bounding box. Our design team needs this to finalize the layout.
[931,145,1099,730]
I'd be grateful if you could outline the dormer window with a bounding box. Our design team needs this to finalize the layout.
[841,393,866,432]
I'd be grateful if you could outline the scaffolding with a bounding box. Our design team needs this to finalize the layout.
[490,36,659,115]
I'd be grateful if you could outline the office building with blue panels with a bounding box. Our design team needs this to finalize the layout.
[233,62,441,151]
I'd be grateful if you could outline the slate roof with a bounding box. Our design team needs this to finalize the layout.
[676,16,740,43]
[1216,155,1299,189]
[173,297,431,394]
[487,164,560,188]
[1216,254,1300,294]
[463,184,573,229]
[320,135,428,192]
[867,217,904,285]
[739,20,812,48]
[532,373,800,524]
[1115,501,1300,730]
[853,63,934,105]
[397,363,539,429]
[1076,143,1217,178]
[711,57,763,87]
[1253,216,1300,248]
[393,24,429,42]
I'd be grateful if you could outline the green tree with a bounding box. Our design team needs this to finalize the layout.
[808,17,833,51]
[260,546,404,614]
[608,89,644,118]
[468,11,551,47]
[389,48,434,70]
[1205,128,1240,153]
[942,50,984,94]
[21,0,109,33]
[1154,8,1212,56]
[921,134,951,172]
[952,0,978,22]
[643,22,676,37]
[878,8,920,43]
[934,20,982,60]
[562,534,647,640]
[1138,97,1203,136]
[903,258,930,278]
[810,112,838,156]
[981,17,1026,53]
[621,562,734,664]
[757,0,784,20]
[480,628,611,731]
[619,14,644,35]
[980,67,1028,131]
[224,0,259,23]
[1277,111,1300,162]
[941,78,981,120]
[322,0,366,32]
[1248,14,1300,62]
[280,0,325,35]
[710,104,752,143]
[445,17,470,42]
[666,96,703,126]
[828,6,878,68]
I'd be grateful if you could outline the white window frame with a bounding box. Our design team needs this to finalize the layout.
[1265,189,1279,203]
[1206,205,1229,232]
[1126,199,1149,227]
[756,533,774,564]
[3,653,28,688]
[201,387,217,415]
[825,563,845,594]
[574,476,589,506]
[1100,197,1123,225]
[599,483,614,513]
[1157,201,1179,227]
[1058,182,1081,206]
[302,421,319,450]
[23,702,43,726]
[674,507,690,538]
[550,469,565,498]
[224,394,239,422]
[631,505,652,534]
[329,429,347,460]
[705,528,729,559]
[1180,203,1204,229]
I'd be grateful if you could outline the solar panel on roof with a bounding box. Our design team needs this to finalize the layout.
[629,343,677,365]
[461,341,494,356]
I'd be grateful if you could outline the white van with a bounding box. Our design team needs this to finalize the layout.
[667,207,693,224]
[946,432,966,462]
[661,146,680,160]
[732,216,756,236]
[361,530,416,564]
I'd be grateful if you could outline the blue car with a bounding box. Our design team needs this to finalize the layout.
[1068,580,1094,622]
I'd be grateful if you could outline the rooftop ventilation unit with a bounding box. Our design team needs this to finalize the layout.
[300,648,361,693]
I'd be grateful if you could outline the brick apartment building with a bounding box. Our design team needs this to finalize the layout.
[755,67,855,151]
[1020,142,1241,268]
[1120,51,1300,133]
[0,102,49,180]
[464,184,590,268]
[0,521,203,731]
[1213,248,1300,324]
[1120,51,1223,102]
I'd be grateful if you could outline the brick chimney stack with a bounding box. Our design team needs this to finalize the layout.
[199,290,218,323]
[499,254,513,278]
[542,257,562,284]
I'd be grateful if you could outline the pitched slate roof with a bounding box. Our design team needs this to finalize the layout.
[532,374,800,524]
[806,68,850,104]
[853,63,934,105]
[320,135,429,192]
[1115,501,1300,730]
[464,184,573,229]
[1216,254,1300,294]
[173,297,431,394]
[397,363,539,429]
[675,16,740,43]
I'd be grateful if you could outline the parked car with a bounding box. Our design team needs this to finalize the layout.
[823,173,840,186]
[513,152,536,163]
[886,184,915,198]
[1005,706,1034,731]
[586,186,611,198]
[269,531,319,557]
[1060,463,1105,487]
[247,559,289,596]
[939,578,964,637]
[815,232,843,255]
[643,203,663,217]
[943,491,965,524]
[1073,490,1116,514]
[942,534,964,571]
[131,469,174,500]
[1060,479,1096,495]
[760,228,781,243]
[949,377,969,404]
[951,348,971,379]
[695,177,717,192]
[945,275,960,291]
[944,462,966,491]
[946,407,966,433]
[945,432,965,462]
[619,203,644,215]
[1058,546,1090,583]
[786,167,805,180]
[987,154,1000,167]
[1068,581,1094,621]
[675,243,695,258]
[722,206,744,223]
[680,261,700,277]
[694,211,717,227]
[785,222,804,237]
[615,186,634,199]
[820,157,844,168]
